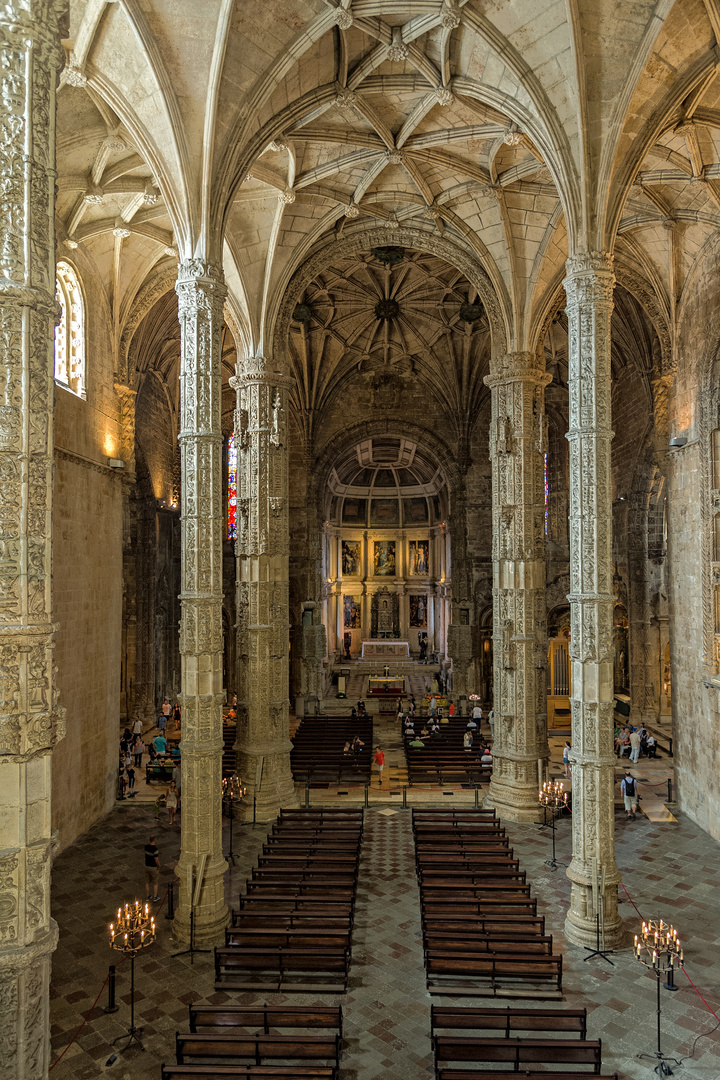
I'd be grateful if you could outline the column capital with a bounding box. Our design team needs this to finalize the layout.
[175,260,226,319]
[485,350,552,388]
[231,356,294,390]
[564,251,615,307]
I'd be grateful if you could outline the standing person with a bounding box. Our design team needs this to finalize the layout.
[173,702,181,727]
[153,732,167,756]
[166,781,178,826]
[373,745,385,785]
[126,766,135,794]
[463,730,473,752]
[448,700,455,717]
[144,834,160,902]
[472,702,483,726]
[488,708,495,739]
[621,769,639,821]
[629,727,641,763]
[132,715,143,737]
[133,735,144,769]
[563,741,571,778]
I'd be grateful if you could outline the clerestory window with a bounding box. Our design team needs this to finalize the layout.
[54,260,85,397]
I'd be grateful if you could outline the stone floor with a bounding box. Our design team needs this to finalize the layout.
[49,776,720,1080]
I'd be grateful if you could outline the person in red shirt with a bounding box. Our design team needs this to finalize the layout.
[373,745,385,785]
[448,701,456,717]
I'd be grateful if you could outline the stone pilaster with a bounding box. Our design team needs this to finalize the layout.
[484,352,551,821]
[232,357,298,821]
[563,252,624,948]
[0,3,67,1076]
[173,260,228,946]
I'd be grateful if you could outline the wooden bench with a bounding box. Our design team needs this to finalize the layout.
[242,887,356,903]
[231,912,352,931]
[235,895,353,914]
[226,928,351,950]
[257,854,359,870]
[175,1032,340,1066]
[431,1005,586,1038]
[264,839,361,854]
[438,1073,616,1080]
[423,915,545,935]
[426,952,563,997]
[214,946,350,993]
[188,1004,342,1039]
[423,897,538,917]
[424,933,554,957]
[162,1066,337,1080]
[434,1035,601,1071]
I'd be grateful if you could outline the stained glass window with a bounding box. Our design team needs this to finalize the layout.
[544,452,549,536]
[54,261,85,397]
[227,434,238,539]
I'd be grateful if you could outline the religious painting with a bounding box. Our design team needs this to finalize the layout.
[408,539,429,576]
[343,595,362,629]
[342,540,362,576]
[404,497,428,523]
[373,540,396,576]
[342,498,366,524]
[371,498,399,526]
[409,595,427,627]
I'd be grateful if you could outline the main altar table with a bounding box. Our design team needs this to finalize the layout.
[368,676,406,696]
[361,641,410,660]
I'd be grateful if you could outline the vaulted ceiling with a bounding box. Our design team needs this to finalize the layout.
[56,0,720,405]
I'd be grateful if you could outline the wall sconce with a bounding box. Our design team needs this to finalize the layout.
[669,436,687,449]
[107,458,125,469]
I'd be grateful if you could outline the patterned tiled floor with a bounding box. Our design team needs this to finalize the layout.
[50,795,720,1078]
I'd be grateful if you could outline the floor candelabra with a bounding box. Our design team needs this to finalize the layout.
[635,918,684,1076]
[109,900,155,1053]
[538,780,567,870]
[222,774,247,865]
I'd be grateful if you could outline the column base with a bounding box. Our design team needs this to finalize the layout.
[564,881,627,950]
[172,853,229,948]
[236,747,299,823]
[485,775,547,823]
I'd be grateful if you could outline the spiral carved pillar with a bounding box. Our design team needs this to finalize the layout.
[173,260,228,946]
[564,252,623,948]
[0,3,67,1076]
[232,358,298,821]
[484,352,551,821]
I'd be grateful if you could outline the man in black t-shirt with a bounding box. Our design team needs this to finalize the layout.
[144,835,160,901]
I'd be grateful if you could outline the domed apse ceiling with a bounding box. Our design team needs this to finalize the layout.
[287,246,490,431]
[327,435,447,528]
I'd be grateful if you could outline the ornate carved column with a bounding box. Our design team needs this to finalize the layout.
[0,3,67,1076]
[484,352,551,821]
[232,357,298,820]
[564,252,623,948]
[173,260,228,945]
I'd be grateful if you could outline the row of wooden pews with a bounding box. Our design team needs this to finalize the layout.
[291,714,373,784]
[404,717,492,787]
[161,810,363,1080]
[413,808,564,997]
[215,808,363,994]
[430,1006,617,1079]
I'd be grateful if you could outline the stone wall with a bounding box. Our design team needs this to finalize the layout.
[51,264,124,851]
[667,254,720,840]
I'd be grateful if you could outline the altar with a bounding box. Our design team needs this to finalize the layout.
[361,641,410,660]
[368,675,406,696]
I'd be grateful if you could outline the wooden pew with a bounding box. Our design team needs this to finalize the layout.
[188,1004,342,1039]
[214,946,350,993]
[433,1035,601,1071]
[426,952,563,997]
[226,928,351,950]
[424,933,554,957]
[162,1066,337,1080]
[430,1005,586,1039]
[175,1032,340,1066]
[423,914,545,935]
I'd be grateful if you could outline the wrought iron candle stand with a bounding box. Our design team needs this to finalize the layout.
[634,918,684,1076]
[538,780,567,870]
[109,900,156,1053]
[222,774,247,865]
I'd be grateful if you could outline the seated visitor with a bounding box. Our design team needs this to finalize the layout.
[480,746,493,765]
[409,736,425,748]
[466,717,477,729]
[646,733,657,758]
[352,736,364,755]
[463,730,473,751]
